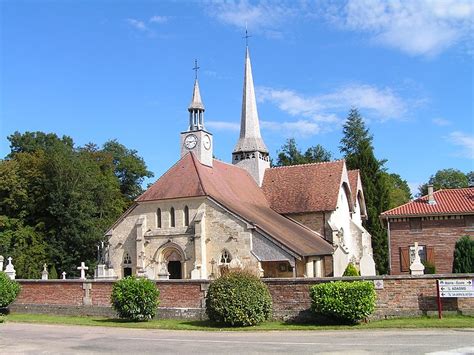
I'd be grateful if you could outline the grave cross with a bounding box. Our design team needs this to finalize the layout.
[62,271,67,280]
[77,262,89,280]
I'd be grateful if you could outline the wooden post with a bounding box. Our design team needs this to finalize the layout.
[436,279,442,319]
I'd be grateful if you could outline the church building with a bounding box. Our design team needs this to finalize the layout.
[100,46,376,280]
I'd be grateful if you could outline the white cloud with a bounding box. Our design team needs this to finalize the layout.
[126,18,147,31]
[204,0,295,37]
[261,119,321,137]
[206,121,240,132]
[150,15,168,24]
[447,131,474,159]
[432,118,452,126]
[257,83,407,126]
[327,0,474,57]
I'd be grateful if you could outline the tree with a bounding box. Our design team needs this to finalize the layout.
[453,236,473,273]
[385,173,411,209]
[275,138,332,166]
[467,171,474,187]
[339,108,390,274]
[102,140,154,202]
[418,168,469,196]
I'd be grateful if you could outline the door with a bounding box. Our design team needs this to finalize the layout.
[168,261,182,279]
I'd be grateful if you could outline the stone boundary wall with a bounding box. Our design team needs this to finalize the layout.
[10,274,474,321]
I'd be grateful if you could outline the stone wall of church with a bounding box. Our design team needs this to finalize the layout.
[12,274,474,320]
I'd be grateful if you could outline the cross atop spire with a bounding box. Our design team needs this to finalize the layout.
[243,26,251,47]
[192,59,200,80]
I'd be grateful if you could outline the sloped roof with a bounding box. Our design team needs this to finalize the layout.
[262,160,345,214]
[381,187,474,217]
[347,170,360,206]
[137,153,333,256]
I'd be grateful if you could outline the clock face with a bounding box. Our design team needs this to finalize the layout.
[203,135,211,150]
[184,134,198,150]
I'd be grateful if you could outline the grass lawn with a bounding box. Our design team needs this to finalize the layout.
[3,313,473,331]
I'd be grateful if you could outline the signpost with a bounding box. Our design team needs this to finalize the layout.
[437,279,474,319]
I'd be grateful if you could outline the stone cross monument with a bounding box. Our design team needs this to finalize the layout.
[41,263,49,280]
[410,242,425,275]
[62,271,67,280]
[0,255,4,271]
[5,257,16,280]
[77,262,89,280]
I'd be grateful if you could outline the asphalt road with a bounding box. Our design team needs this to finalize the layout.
[1,323,473,354]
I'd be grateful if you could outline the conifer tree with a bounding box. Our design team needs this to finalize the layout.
[340,108,390,274]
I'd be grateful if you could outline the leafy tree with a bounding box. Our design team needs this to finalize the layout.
[418,168,469,196]
[7,131,73,158]
[385,173,412,209]
[275,138,332,166]
[467,171,474,187]
[339,108,390,274]
[103,140,153,202]
[453,236,473,273]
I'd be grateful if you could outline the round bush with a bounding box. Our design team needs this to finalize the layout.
[0,271,21,308]
[206,271,272,326]
[111,276,160,321]
[343,263,360,276]
[310,281,376,324]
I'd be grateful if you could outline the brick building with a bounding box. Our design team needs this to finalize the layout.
[380,187,474,275]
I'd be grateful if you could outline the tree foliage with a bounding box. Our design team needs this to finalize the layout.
[275,138,332,166]
[339,108,390,274]
[418,168,469,196]
[453,236,474,273]
[0,131,152,278]
[385,173,412,209]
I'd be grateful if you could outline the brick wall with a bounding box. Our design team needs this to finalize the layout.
[12,275,474,320]
[389,218,474,275]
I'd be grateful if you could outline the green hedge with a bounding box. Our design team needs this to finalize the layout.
[111,276,160,321]
[206,271,272,326]
[0,271,21,308]
[310,281,376,324]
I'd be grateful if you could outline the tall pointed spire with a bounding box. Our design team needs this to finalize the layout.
[232,43,270,186]
[233,46,268,153]
[188,59,205,130]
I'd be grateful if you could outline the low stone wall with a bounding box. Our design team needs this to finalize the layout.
[10,274,474,321]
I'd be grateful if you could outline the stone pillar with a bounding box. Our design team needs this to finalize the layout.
[191,211,207,279]
[0,255,4,271]
[41,263,49,280]
[135,215,147,277]
[305,258,314,278]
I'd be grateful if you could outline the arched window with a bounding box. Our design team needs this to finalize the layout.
[123,252,132,277]
[170,207,175,227]
[157,208,162,228]
[184,206,189,227]
[123,253,132,265]
[220,250,232,264]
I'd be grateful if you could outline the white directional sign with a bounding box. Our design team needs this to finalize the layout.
[438,279,474,298]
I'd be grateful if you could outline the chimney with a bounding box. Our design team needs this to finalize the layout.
[427,185,436,205]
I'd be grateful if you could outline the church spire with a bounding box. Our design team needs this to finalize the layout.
[188,59,205,130]
[232,41,270,186]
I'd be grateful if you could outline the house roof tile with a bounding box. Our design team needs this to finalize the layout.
[380,187,474,217]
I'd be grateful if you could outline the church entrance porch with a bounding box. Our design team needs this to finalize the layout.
[157,246,185,280]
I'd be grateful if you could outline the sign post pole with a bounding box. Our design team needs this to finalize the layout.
[436,279,442,319]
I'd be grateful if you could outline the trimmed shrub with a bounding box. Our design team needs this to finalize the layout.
[0,271,21,308]
[453,235,474,273]
[343,263,360,276]
[310,281,376,324]
[111,276,160,321]
[423,260,436,274]
[206,271,272,326]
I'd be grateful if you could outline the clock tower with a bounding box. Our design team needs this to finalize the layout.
[180,61,213,167]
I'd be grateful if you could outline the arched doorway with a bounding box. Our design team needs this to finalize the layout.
[163,248,183,279]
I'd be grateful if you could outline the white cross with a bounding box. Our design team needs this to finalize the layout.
[77,262,88,280]
[8,256,12,264]
[62,272,67,280]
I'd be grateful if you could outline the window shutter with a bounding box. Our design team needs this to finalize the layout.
[426,246,435,264]
[400,247,410,272]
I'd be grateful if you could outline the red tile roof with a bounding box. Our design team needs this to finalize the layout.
[262,161,345,214]
[380,188,474,217]
[137,153,333,256]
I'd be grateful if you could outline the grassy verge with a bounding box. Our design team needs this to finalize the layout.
[3,313,473,331]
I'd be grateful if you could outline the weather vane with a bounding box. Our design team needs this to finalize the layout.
[192,59,200,80]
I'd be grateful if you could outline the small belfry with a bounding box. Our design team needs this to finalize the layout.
[232,38,270,186]
[180,59,213,167]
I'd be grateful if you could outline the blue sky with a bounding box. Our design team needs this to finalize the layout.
[1,0,473,195]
